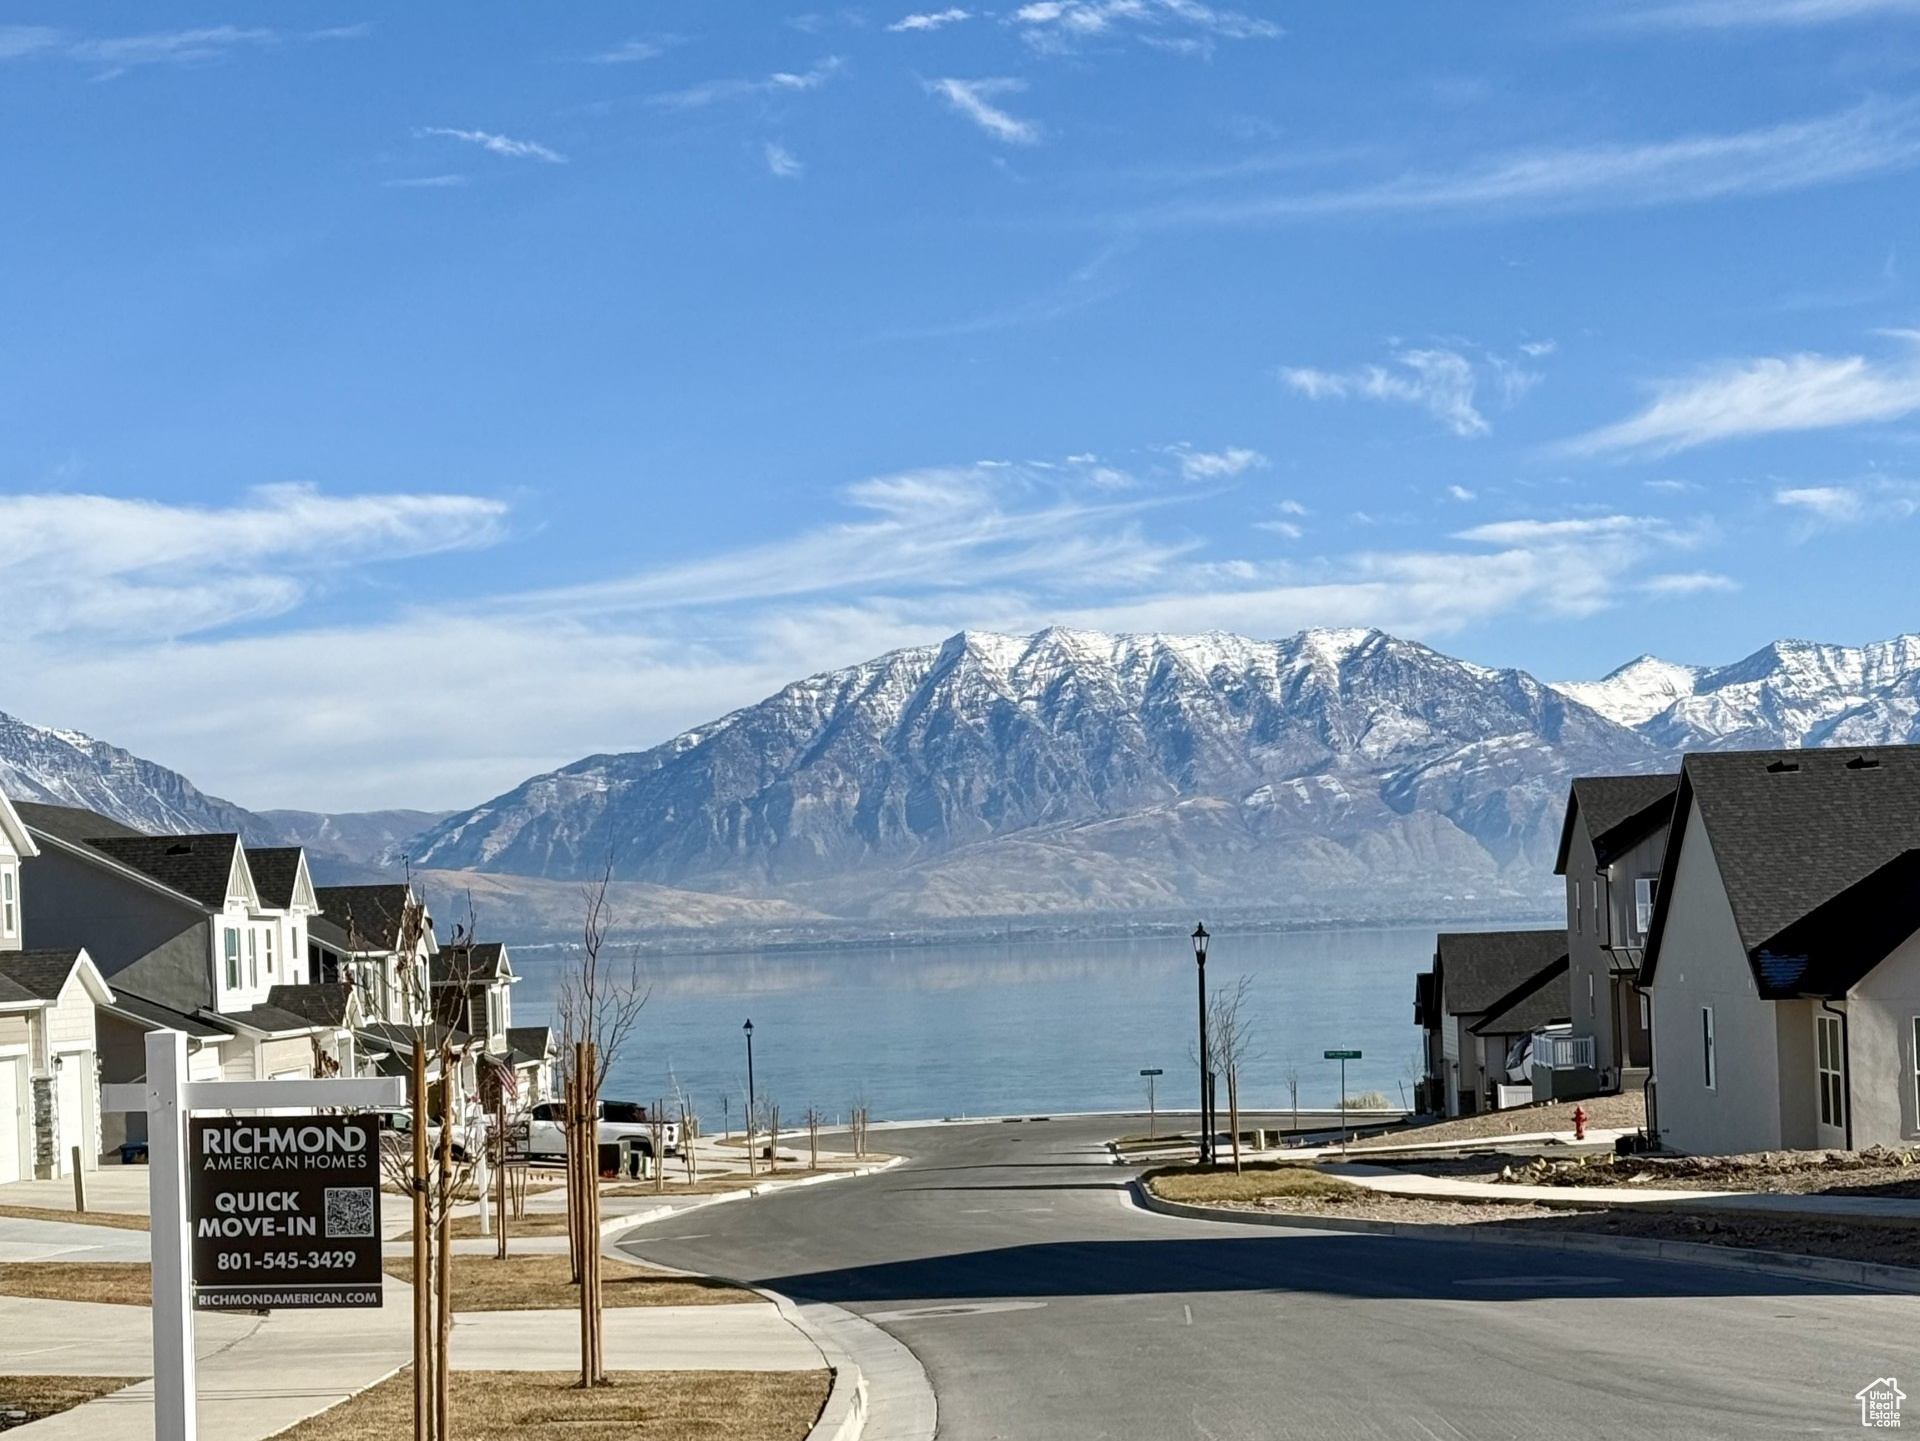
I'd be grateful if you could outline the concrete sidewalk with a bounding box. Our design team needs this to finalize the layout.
[0,1213,149,1263]
[1323,1161,1920,1222]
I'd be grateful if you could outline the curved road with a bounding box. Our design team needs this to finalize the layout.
[622,1118,1912,1438]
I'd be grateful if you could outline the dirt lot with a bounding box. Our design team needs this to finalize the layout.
[1346,1092,1647,1151]
[1375,1146,1920,1198]
[1182,1190,1920,1269]
[1146,1162,1365,1206]
[271,1367,828,1441]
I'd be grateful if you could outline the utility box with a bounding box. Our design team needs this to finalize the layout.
[597,1140,628,1179]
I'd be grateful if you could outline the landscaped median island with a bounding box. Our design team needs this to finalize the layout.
[1143,1154,1920,1270]
[0,1377,145,1433]
[378,1254,752,1309]
[268,1367,830,1441]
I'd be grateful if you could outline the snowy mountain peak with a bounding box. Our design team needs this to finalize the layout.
[1553,654,1703,728]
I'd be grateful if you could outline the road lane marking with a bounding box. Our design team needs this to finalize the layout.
[865,1301,1048,1322]
[1183,1304,1193,1326]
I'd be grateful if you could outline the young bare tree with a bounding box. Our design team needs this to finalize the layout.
[553,857,648,1389]
[1281,1057,1301,1137]
[1207,977,1258,1174]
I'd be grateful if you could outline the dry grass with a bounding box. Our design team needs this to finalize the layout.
[0,1204,148,1232]
[0,1262,151,1306]
[380,1254,750,1310]
[1146,1161,1364,1206]
[270,1367,828,1441]
[0,1376,144,1429]
[603,1168,849,1197]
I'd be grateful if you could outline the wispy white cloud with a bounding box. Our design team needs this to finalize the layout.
[765,141,805,178]
[1151,99,1920,226]
[384,174,468,190]
[587,39,667,63]
[1168,444,1267,481]
[890,9,973,31]
[1569,338,1920,456]
[1608,0,1920,29]
[1638,571,1739,596]
[1446,485,1477,501]
[891,241,1130,337]
[0,23,364,78]
[1774,479,1920,535]
[1282,346,1539,438]
[925,77,1039,144]
[1013,0,1281,55]
[417,128,566,164]
[651,58,843,108]
[0,484,507,643]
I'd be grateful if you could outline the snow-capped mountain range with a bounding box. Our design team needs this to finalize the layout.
[10,627,1920,925]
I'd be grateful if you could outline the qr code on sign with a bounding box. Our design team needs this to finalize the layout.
[324,1187,376,1239]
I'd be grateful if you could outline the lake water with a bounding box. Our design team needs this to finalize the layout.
[508,924,1480,1128]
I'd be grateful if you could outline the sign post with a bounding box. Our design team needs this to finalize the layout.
[1139,1068,1163,1139]
[1324,1050,1362,1153]
[103,1032,405,1441]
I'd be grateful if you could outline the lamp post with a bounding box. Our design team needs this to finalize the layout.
[743,1019,756,1131]
[1192,922,1211,1166]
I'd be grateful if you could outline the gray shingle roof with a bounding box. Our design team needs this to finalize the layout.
[108,991,230,1038]
[1553,773,1680,875]
[432,943,508,986]
[14,802,148,845]
[1434,929,1569,1015]
[312,885,418,950]
[1470,955,1571,1036]
[247,848,306,910]
[84,834,241,909]
[223,1003,324,1036]
[0,948,84,1003]
[1685,746,1920,954]
[266,983,355,1029]
[505,1025,552,1060]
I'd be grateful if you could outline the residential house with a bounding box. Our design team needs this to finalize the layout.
[15,802,340,1156]
[1641,745,1920,1154]
[1417,930,1571,1116]
[1553,773,1679,1095]
[432,943,548,1103]
[308,883,434,1033]
[0,787,114,1180]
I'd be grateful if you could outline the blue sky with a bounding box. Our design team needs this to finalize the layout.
[5,1,1920,809]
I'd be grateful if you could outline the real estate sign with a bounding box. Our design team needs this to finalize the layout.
[188,1114,383,1310]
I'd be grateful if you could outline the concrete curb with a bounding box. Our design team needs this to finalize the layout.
[1128,1180,1920,1295]
[598,1157,908,1239]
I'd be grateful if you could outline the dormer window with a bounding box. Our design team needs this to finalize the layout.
[1634,877,1657,937]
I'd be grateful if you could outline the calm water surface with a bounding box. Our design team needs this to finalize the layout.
[510,925,1484,1127]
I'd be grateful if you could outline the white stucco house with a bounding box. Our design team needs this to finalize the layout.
[1641,745,1920,1155]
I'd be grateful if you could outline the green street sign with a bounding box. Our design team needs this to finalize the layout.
[1139,1068,1164,1076]
[1323,1049,1362,1060]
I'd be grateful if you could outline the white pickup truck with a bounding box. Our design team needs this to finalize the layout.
[520,1099,679,1163]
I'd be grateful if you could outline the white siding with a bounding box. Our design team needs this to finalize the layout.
[1846,932,1920,1148]
[1649,805,1786,1155]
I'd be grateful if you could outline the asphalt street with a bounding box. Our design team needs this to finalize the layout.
[621,1116,1917,1439]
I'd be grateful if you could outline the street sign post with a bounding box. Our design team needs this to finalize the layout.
[1139,1068,1164,1138]
[1323,1050,1363,1151]
[188,1114,383,1311]
[103,1032,405,1441]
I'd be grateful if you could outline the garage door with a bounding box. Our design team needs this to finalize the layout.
[57,1055,88,1174]
[0,1059,21,1185]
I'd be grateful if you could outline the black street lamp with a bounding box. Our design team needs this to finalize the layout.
[743,1019,757,1129]
[1192,922,1212,1166]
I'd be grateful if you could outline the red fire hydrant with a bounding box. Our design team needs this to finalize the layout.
[1572,1105,1588,1141]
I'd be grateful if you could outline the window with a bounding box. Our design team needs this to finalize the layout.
[1587,972,1596,1017]
[1701,1007,1716,1090]
[247,929,259,988]
[1573,880,1584,934]
[1593,878,1606,941]
[1635,877,1657,938]
[1818,1014,1846,1130]
[224,928,240,989]
[0,867,14,938]
[263,929,275,976]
